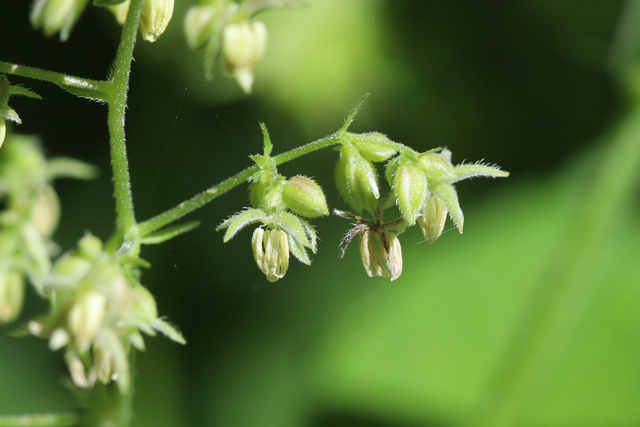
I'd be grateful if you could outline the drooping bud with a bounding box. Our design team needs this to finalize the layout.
[222,20,268,93]
[30,0,90,41]
[387,156,429,226]
[140,0,174,42]
[359,229,402,281]
[31,184,60,238]
[417,196,447,243]
[282,176,329,218]
[252,228,289,282]
[336,143,380,214]
[184,5,217,49]
[349,132,397,163]
[0,270,25,323]
[67,291,107,351]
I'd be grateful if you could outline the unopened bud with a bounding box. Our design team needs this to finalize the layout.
[222,20,268,93]
[252,228,289,282]
[67,291,107,351]
[388,156,429,226]
[417,197,447,243]
[0,118,5,149]
[359,230,402,281]
[30,0,89,41]
[0,270,25,323]
[184,6,217,49]
[349,132,397,162]
[336,143,380,214]
[140,0,174,42]
[282,176,329,218]
[31,184,60,238]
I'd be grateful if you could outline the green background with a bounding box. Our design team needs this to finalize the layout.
[2,0,640,425]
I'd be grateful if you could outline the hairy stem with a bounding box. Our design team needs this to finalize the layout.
[0,412,78,426]
[108,0,144,242]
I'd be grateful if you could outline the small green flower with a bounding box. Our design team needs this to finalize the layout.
[30,0,90,41]
[252,228,289,282]
[386,155,429,226]
[282,175,329,218]
[222,20,268,93]
[335,143,380,214]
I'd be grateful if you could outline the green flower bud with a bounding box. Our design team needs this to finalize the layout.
[336,143,380,214]
[252,228,289,282]
[31,184,60,238]
[282,176,329,218]
[349,132,397,163]
[184,6,217,49]
[222,20,268,93]
[30,0,89,41]
[417,196,447,243]
[140,0,174,42]
[419,150,455,183]
[359,229,402,281]
[67,291,107,351]
[0,270,25,323]
[387,156,428,226]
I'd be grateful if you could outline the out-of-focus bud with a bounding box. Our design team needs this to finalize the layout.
[417,196,447,243]
[0,117,5,149]
[336,143,380,214]
[359,229,402,281]
[67,291,107,351]
[0,270,25,323]
[184,6,217,49]
[349,132,397,163]
[222,20,268,93]
[252,228,289,282]
[31,184,60,238]
[282,176,329,218]
[30,0,90,41]
[387,156,428,226]
[419,149,455,183]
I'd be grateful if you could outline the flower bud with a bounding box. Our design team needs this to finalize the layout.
[30,0,89,41]
[282,176,329,218]
[140,0,174,42]
[336,143,380,214]
[359,229,402,281]
[0,117,5,149]
[184,6,217,49]
[388,156,428,226]
[67,291,107,351]
[222,20,268,93]
[349,132,397,163]
[252,228,289,282]
[0,270,25,323]
[31,184,60,238]
[417,196,447,243]
[419,150,455,183]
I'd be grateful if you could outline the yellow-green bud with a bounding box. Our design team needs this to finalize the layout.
[252,228,289,282]
[359,229,402,281]
[349,132,397,163]
[0,270,25,323]
[140,0,174,42]
[417,196,447,243]
[30,0,89,40]
[0,117,5,149]
[282,176,329,218]
[184,6,217,49]
[336,143,380,214]
[419,150,455,183]
[31,184,60,238]
[67,291,107,351]
[388,156,429,226]
[222,20,268,93]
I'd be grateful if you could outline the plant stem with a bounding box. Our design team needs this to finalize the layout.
[138,133,341,236]
[0,61,110,101]
[108,0,144,241]
[474,102,640,426]
[0,412,77,426]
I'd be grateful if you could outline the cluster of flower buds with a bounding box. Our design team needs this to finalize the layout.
[184,0,298,93]
[218,124,329,281]
[28,234,185,392]
[0,75,42,149]
[0,135,94,322]
[334,129,509,281]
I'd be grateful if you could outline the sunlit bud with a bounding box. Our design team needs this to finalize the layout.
[184,6,217,49]
[222,20,268,93]
[31,184,60,238]
[140,0,174,42]
[349,132,397,163]
[388,157,429,226]
[0,270,25,323]
[130,285,158,325]
[0,118,5,149]
[419,149,455,183]
[359,229,402,281]
[252,228,289,282]
[67,291,107,351]
[417,196,447,243]
[282,176,329,218]
[30,0,89,41]
[336,143,380,214]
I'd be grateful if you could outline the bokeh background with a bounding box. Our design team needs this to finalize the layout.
[2,0,640,426]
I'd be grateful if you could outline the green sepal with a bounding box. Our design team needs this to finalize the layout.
[141,221,201,245]
[9,85,42,100]
[339,93,370,133]
[217,208,267,242]
[419,151,455,183]
[432,183,464,233]
[282,175,329,218]
[270,212,315,250]
[348,132,397,162]
[336,142,380,214]
[453,162,510,182]
[390,156,429,226]
[152,318,186,345]
[288,234,312,265]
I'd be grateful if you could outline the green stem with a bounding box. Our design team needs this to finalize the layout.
[138,133,341,236]
[108,0,144,240]
[475,102,640,426]
[0,61,110,101]
[0,412,77,427]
